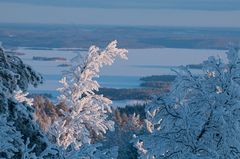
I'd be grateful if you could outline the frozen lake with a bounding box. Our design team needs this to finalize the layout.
[16,47,227,98]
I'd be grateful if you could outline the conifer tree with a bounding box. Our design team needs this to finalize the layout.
[0,47,58,158]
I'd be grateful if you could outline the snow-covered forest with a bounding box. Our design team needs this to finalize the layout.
[1,38,240,158]
[0,41,128,158]
[1,0,240,158]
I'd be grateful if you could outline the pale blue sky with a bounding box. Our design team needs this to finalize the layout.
[0,0,240,10]
[0,1,239,27]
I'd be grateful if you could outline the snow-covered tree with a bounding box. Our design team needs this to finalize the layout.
[0,114,23,158]
[0,47,58,158]
[50,40,128,150]
[135,46,240,158]
[60,143,119,159]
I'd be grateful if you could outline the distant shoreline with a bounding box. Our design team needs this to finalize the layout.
[1,24,239,50]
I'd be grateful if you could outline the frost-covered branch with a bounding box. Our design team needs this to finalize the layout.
[14,89,33,106]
